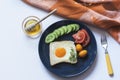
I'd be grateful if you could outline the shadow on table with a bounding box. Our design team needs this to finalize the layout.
[48,53,98,80]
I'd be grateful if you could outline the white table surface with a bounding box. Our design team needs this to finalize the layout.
[0,1,120,80]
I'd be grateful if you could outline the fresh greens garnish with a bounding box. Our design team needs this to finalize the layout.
[69,48,77,62]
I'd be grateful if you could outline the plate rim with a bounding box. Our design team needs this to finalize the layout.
[38,19,97,77]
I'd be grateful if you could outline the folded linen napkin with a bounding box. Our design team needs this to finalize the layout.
[23,0,120,44]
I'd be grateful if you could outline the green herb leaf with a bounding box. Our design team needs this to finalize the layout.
[69,48,77,62]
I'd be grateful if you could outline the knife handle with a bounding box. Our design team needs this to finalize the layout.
[105,53,113,76]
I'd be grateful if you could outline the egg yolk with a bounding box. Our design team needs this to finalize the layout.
[55,48,66,58]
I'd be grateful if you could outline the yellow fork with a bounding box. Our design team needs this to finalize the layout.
[101,34,113,76]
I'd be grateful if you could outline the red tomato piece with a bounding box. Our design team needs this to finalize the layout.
[72,29,90,47]
[81,29,90,47]
[72,30,86,43]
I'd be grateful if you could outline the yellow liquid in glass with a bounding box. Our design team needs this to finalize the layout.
[25,19,41,36]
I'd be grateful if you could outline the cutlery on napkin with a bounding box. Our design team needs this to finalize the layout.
[23,0,120,44]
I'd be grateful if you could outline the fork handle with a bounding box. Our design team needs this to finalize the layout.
[105,53,113,76]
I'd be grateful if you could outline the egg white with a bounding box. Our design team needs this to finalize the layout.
[50,41,77,66]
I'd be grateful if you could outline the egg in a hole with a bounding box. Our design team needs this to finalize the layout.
[49,41,77,66]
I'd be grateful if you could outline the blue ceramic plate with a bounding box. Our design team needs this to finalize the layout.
[38,20,97,77]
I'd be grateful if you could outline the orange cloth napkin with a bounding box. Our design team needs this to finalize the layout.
[23,0,120,44]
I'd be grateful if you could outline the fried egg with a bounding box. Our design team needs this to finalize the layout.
[50,41,77,66]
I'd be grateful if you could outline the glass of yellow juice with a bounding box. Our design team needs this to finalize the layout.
[22,16,42,38]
